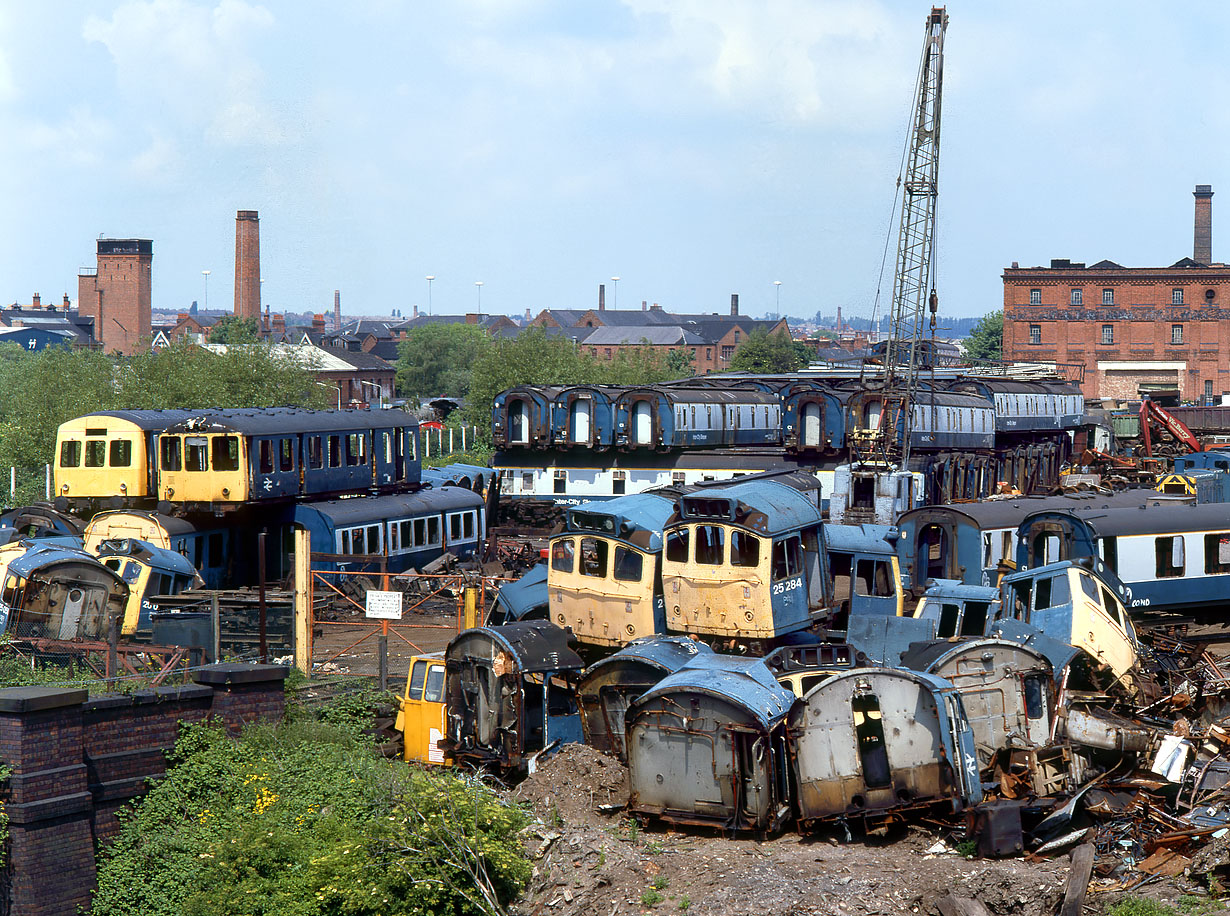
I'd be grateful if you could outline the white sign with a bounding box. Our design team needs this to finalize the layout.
[365,590,403,620]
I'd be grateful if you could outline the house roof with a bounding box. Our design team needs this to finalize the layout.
[582,325,706,346]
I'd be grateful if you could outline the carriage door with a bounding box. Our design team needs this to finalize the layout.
[598,686,637,759]
[852,693,892,791]
[802,402,822,448]
[917,524,949,582]
[58,587,87,640]
[509,399,529,445]
[571,398,591,445]
[864,399,882,431]
[632,400,652,446]
[738,732,771,825]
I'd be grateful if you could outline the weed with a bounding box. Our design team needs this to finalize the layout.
[623,817,641,843]
[548,805,563,828]
[678,897,691,912]
[653,875,669,891]
[641,889,664,907]
[1105,898,1179,916]
[955,839,977,859]
[1180,896,1227,916]
[645,840,663,855]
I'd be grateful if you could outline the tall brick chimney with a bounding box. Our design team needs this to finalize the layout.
[31,293,40,309]
[234,211,260,321]
[641,300,647,311]
[1195,185,1214,265]
[730,294,739,316]
[334,290,341,332]
[598,284,606,311]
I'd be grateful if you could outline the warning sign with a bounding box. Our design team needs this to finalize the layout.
[365,590,403,620]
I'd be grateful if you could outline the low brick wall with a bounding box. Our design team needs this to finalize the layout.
[0,663,289,915]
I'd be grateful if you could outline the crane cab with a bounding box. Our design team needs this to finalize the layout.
[395,654,449,765]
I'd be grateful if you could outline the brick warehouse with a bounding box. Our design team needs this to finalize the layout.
[1003,185,1230,403]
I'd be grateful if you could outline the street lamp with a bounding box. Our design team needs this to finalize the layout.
[475,281,483,317]
[611,276,620,310]
[358,379,383,407]
[774,280,782,315]
[202,270,210,310]
[425,275,435,315]
[314,381,341,409]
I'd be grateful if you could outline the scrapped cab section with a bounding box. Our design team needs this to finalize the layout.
[0,541,128,640]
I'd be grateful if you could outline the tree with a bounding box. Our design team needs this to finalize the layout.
[729,328,810,373]
[395,323,492,400]
[207,316,260,344]
[963,310,1003,362]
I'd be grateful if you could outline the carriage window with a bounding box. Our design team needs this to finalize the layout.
[109,440,132,467]
[449,514,462,541]
[342,528,358,554]
[185,437,208,472]
[612,471,626,496]
[613,546,643,582]
[345,433,363,466]
[773,535,803,581]
[424,665,445,703]
[665,528,689,564]
[383,432,393,464]
[1206,533,1230,575]
[1098,537,1118,572]
[730,531,760,567]
[855,559,893,596]
[1100,586,1117,618]
[852,694,890,789]
[85,440,106,467]
[280,438,294,472]
[259,440,274,473]
[960,601,988,636]
[213,436,239,472]
[1024,675,1045,720]
[412,518,426,547]
[408,660,427,700]
[551,538,575,573]
[398,520,411,548]
[1156,536,1185,578]
[937,603,960,638]
[427,517,440,545]
[388,522,400,553]
[328,436,341,468]
[579,537,608,578]
[367,525,380,553]
[60,440,82,468]
[307,436,323,469]
[1077,572,1100,604]
[1033,573,1070,611]
[695,525,725,565]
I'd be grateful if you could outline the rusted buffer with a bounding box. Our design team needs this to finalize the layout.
[626,654,795,832]
[788,668,982,830]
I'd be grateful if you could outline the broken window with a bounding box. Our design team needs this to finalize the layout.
[613,546,643,582]
[345,433,363,466]
[665,528,689,564]
[695,525,725,565]
[960,601,989,636]
[937,603,960,638]
[773,535,803,581]
[328,436,341,468]
[852,693,891,789]
[85,440,106,467]
[551,538,575,573]
[185,438,208,472]
[109,440,132,468]
[212,436,239,472]
[1032,573,1070,612]
[307,436,323,469]
[1155,536,1185,578]
[854,559,893,597]
[730,531,760,568]
[280,438,295,472]
[1205,533,1230,575]
[579,537,607,578]
[259,440,274,473]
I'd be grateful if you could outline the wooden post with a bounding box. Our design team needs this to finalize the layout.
[463,585,479,630]
[1059,844,1096,916]
[449,427,454,453]
[378,622,388,692]
[210,591,221,664]
[257,529,268,664]
[107,615,119,681]
[294,528,311,675]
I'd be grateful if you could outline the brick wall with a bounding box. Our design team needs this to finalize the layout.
[0,663,288,915]
[96,250,152,354]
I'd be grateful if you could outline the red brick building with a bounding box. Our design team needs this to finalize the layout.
[1004,186,1230,403]
[77,238,152,354]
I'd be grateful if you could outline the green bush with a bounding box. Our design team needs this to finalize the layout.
[93,719,530,916]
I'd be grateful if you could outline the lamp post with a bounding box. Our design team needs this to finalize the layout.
[774,280,782,316]
[475,280,483,317]
[611,276,620,310]
[425,275,435,315]
[314,381,341,409]
[358,379,382,407]
[202,270,210,310]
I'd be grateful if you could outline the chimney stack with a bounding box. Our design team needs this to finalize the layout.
[31,293,40,309]
[234,210,261,320]
[332,290,341,332]
[837,306,843,334]
[412,304,419,319]
[598,284,606,311]
[730,294,738,316]
[312,313,325,333]
[272,313,285,334]
[524,307,531,321]
[63,294,70,309]
[1195,185,1214,265]
[641,300,647,311]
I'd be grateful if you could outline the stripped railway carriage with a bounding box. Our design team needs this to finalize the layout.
[292,488,486,574]
[613,386,783,449]
[155,407,420,511]
[0,541,128,640]
[661,476,827,643]
[548,491,680,648]
[575,635,712,761]
[899,639,1055,765]
[84,510,235,589]
[441,620,585,774]
[625,654,796,832]
[95,538,202,636]
[948,379,1084,435]
[54,409,196,513]
[895,490,1192,594]
[846,387,996,453]
[782,382,849,456]
[493,385,564,449]
[787,668,981,830]
[0,504,86,544]
[549,385,623,451]
[1015,501,1230,618]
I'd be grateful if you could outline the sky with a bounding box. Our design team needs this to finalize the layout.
[1,1,1228,325]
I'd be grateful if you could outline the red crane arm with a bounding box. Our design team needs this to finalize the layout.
[1139,399,1202,456]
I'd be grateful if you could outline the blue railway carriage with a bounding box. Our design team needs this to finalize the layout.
[156,408,419,511]
[548,492,679,649]
[54,409,195,513]
[493,386,564,450]
[846,388,995,454]
[788,668,981,830]
[948,379,1084,433]
[782,383,848,457]
[83,510,234,589]
[822,523,903,619]
[613,386,782,450]
[293,489,486,574]
[661,476,827,643]
[1015,501,1230,618]
[549,385,622,451]
[575,635,712,761]
[626,654,796,833]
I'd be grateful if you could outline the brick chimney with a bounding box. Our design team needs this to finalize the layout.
[63,294,70,309]
[642,300,647,311]
[234,210,260,320]
[465,313,479,324]
[524,307,531,321]
[1195,185,1214,265]
[177,312,189,322]
[412,304,419,319]
[598,284,606,311]
[730,293,738,316]
[272,313,285,334]
[31,293,40,309]
[333,290,341,332]
[312,313,325,333]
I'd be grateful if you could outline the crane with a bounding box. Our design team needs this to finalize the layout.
[1139,398,1204,457]
[866,7,948,466]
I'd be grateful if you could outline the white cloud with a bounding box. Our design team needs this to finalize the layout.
[129,131,181,180]
[82,0,279,146]
[24,107,115,167]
